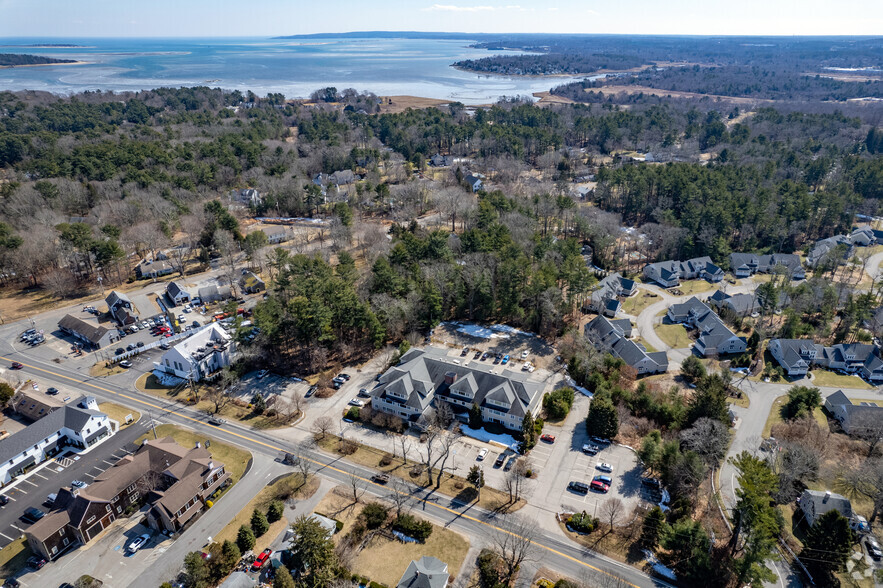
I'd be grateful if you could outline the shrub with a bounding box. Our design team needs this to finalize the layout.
[543,387,575,419]
[369,582,388,588]
[346,406,361,421]
[392,513,433,542]
[566,511,599,534]
[476,549,503,588]
[362,503,389,530]
[267,500,285,523]
[379,454,392,466]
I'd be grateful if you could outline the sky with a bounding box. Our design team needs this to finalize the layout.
[0,0,880,37]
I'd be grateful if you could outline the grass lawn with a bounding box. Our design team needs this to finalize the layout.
[809,370,874,390]
[98,402,141,429]
[316,435,524,513]
[654,323,692,349]
[621,290,660,315]
[316,490,470,588]
[0,537,32,578]
[134,373,297,430]
[632,337,657,353]
[214,473,319,553]
[726,394,750,409]
[90,361,127,377]
[675,280,716,296]
[762,395,828,438]
[135,424,251,484]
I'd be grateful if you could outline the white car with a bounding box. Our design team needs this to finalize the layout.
[477,448,489,461]
[596,462,613,473]
[177,314,186,322]
[126,533,151,553]
[348,398,365,407]
[520,350,529,360]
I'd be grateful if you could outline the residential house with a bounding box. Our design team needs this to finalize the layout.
[464,175,483,192]
[165,281,191,307]
[258,225,291,245]
[239,271,265,294]
[643,256,722,287]
[135,258,174,280]
[370,347,544,431]
[57,314,116,349]
[232,188,262,207]
[769,339,883,382]
[0,396,112,486]
[583,272,637,317]
[807,235,852,268]
[584,315,668,375]
[707,290,760,317]
[313,170,359,188]
[429,154,453,167]
[106,291,137,326]
[729,253,760,278]
[667,297,746,357]
[155,323,234,382]
[197,285,233,304]
[824,390,883,436]
[730,252,805,280]
[25,436,230,561]
[397,556,449,588]
[10,390,64,422]
[798,489,854,528]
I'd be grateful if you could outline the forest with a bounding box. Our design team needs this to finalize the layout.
[0,53,76,66]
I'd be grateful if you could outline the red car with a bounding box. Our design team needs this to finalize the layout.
[251,548,272,571]
[540,434,556,443]
[590,480,609,493]
[10,362,22,369]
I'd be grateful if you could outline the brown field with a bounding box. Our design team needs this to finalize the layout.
[589,85,774,105]
[378,96,451,114]
[532,91,578,106]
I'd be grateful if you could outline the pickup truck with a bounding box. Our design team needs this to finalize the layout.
[371,474,390,485]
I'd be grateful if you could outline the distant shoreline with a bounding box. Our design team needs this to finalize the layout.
[0,44,87,49]
[0,60,90,70]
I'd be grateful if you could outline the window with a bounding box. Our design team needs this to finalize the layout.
[86,516,96,525]
[106,505,111,512]
[116,506,122,514]
[59,529,65,536]
[62,538,69,546]
[52,546,58,554]
[127,484,137,493]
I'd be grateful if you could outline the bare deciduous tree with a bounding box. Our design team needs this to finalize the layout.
[348,472,366,504]
[490,515,538,586]
[600,498,625,533]
[312,416,334,440]
[679,417,729,468]
[387,476,416,519]
[503,457,528,503]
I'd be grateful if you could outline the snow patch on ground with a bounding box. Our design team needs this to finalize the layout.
[642,550,677,581]
[460,426,520,451]
[565,376,593,398]
[152,370,185,387]
[444,321,535,340]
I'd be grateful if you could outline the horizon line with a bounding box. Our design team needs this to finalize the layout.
[1,31,883,39]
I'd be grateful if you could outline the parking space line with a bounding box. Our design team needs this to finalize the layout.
[13,488,27,494]
[0,531,12,541]
[32,473,48,480]
[10,524,24,533]
[22,479,38,487]
[4,495,15,501]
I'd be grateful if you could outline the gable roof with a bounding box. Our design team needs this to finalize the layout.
[397,556,449,588]
[166,281,188,298]
[105,290,130,308]
[800,489,853,523]
[58,314,111,345]
[11,390,64,422]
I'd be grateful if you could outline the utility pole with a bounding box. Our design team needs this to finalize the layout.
[147,409,157,439]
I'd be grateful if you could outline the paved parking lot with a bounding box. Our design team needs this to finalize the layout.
[555,442,644,518]
[0,419,151,550]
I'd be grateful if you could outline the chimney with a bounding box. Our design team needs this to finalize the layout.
[195,442,201,449]
[824,490,831,503]
[207,461,214,470]
[444,372,457,385]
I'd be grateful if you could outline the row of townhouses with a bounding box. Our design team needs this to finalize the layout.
[768,338,883,382]
[642,256,724,288]
[667,297,748,357]
[807,226,882,267]
[583,272,638,317]
[584,316,668,375]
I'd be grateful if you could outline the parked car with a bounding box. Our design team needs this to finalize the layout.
[477,448,489,461]
[0,495,9,506]
[339,373,351,381]
[160,342,171,350]
[136,341,144,348]
[504,457,517,471]
[257,369,269,379]
[867,537,883,560]
[480,352,489,361]
[127,533,151,553]
[208,416,226,426]
[596,463,613,473]
[43,493,57,507]
[192,320,200,328]
[119,360,133,368]
[594,475,613,485]
[520,350,529,360]
[357,388,371,398]
[3,578,20,587]
[71,480,87,488]
[540,434,556,443]
[582,444,599,455]
[332,380,343,390]
[10,361,22,369]
[494,453,506,468]
[590,436,610,445]
[22,507,45,523]
[305,386,317,398]
[641,477,662,489]
[371,474,390,484]
[590,480,610,493]
[568,481,589,494]
[461,346,470,356]
[501,355,510,365]
[252,548,272,571]
[46,387,59,395]
[473,350,482,360]
[348,398,365,407]
[115,348,125,355]
[26,556,46,569]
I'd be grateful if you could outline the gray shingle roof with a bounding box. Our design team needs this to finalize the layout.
[0,397,104,465]
[57,314,111,345]
[397,556,449,588]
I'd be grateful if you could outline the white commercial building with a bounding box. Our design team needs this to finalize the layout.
[155,324,234,382]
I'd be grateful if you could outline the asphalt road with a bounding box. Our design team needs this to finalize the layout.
[0,420,150,550]
[1,347,672,588]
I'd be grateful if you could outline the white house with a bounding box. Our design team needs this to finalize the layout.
[155,324,234,382]
[165,281,191,306]
[0,397,113,485]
